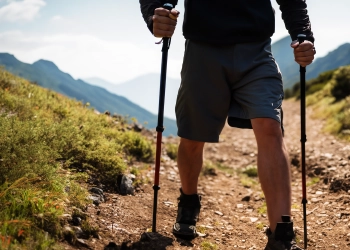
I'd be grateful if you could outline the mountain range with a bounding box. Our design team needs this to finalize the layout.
[271,36,350,88]
[84,74,180,120]
[85,37,350,119]
[0,53,177,136]
[0,36,349,133]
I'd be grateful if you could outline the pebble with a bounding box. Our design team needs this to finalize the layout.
[215,211,224,216]
[250,217,258,223]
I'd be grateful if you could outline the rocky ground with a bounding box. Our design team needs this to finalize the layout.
[59,99,350,250]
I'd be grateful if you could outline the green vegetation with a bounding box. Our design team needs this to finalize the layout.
[240,176,258,188]
[196,225,207,234]
[256,222,265,230]
[307,177,320,187]
[285,65,350,141]
[0,68,155,248]
[201,241,218,250]
[202,161,217,176]
[237,165,259,188]
[202,161,234,176]
[258,202,267,215]
[284,69,335,99]
[242,165,258,177]
[166,143,178,161]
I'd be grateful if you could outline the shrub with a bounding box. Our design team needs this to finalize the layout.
[331,66,350,101]
[0,68,156,248]
[166,143,178,160]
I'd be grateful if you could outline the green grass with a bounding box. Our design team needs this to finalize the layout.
[166,143,178,161]
[240,176,258,188]
[292,203,301,210]
[242,165,258,177]
[196,226,207,234]
[0,68,156,248]
[307,177,320,187]
[287,65,350,142]
[237,165,259,188]
[201,241,218,250]
[202,161,218,176]
[201,161,234,176]
[256,222,265,230]
[258,202,267,215]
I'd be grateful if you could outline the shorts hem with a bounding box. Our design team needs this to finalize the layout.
[177,132,219,143]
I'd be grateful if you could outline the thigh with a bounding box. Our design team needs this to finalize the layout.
[176,40,231,142]
[228,39,284,127]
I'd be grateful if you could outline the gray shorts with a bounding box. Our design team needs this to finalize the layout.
[175,38,284,142]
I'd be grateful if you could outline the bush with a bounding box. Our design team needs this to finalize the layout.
[331,66,350,101]
[284,69,335,99]
[166,143,178,160]
[0,68,156,248]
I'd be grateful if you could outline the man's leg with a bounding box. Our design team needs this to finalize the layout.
[251,118,291,232]
[172,137,204,239]
[177,138,205,195]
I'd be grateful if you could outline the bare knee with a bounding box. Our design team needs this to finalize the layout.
[179,138,205,154]
[251,118,283,139]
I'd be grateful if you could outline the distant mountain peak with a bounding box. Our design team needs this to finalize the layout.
[33,59,59,70]
[0,52,16,58]
[0,53,19,63]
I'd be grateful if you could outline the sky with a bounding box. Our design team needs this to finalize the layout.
[0,0,349,84]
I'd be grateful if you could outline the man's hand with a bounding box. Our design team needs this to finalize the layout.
[153,8,179,38]
[291,40,316,67]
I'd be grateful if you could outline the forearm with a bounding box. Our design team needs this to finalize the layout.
[140,0,165,34]
[276,0,314,43]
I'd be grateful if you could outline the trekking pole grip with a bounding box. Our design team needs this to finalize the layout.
[297,34,307,70]
[163,3,174,11]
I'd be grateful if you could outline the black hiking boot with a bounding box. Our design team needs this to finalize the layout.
[265,215,303,250]
[172,188,201,239]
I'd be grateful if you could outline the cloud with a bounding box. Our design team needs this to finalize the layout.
[0,0,46,22]
[51,15,62,21]
[0,31,182,83]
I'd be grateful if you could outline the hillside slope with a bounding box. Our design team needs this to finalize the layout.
[60,99,350,250]
[0,53,177,136]
[271,37,350,89]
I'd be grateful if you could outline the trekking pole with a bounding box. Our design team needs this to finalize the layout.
[152,2,177,233]
[297,34,308,249]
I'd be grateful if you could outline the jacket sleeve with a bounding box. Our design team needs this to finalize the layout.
[276,0,314,43]
[139,0,165,34]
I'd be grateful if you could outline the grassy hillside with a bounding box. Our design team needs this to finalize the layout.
[0,53,178,136]
[270,37,350,90]
[285,65,350,141]
[0,68,155,249]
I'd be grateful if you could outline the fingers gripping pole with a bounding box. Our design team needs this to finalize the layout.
[152,2,174,233]
[297,34,308,249]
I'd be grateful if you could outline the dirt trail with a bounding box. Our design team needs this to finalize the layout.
[61,99,350,250]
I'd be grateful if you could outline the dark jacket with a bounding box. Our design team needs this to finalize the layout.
[139,0,314,44]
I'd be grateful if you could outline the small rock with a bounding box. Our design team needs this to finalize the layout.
[88,194,104,206]
[215,211,224,216]
[72,216,82,226]
[241,195,251,202]
[104,242,118,250]
[163,201,174,206]
[250,217,259,223]
[89,187,104,196]
[119,175,135,195]
[311,198,320,203]
[76,238,91,248]
[73,226,85,238]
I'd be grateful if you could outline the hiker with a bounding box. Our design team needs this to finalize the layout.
[140,0,315,249]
